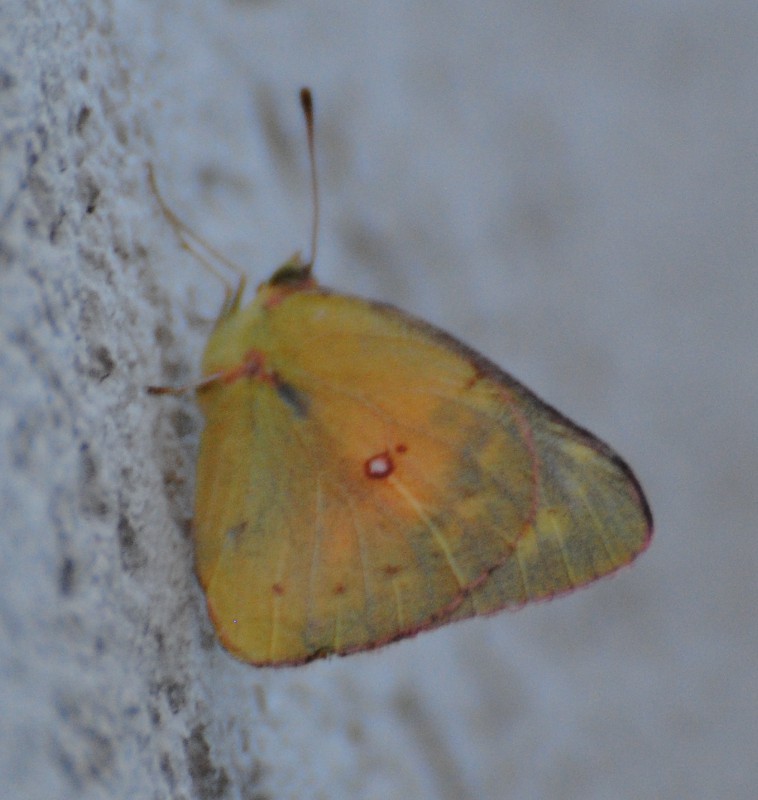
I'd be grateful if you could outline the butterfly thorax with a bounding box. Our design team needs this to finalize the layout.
[200,254,318,378]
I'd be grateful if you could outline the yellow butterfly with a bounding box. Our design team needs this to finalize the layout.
[150,89,652,666]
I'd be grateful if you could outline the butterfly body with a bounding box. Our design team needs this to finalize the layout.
[190,259,652,666]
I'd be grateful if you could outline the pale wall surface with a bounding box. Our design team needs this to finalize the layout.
[1,1,756,798]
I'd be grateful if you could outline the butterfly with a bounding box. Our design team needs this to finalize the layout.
[149,89,652,666]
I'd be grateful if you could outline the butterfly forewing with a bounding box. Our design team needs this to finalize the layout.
[195,291,538,662]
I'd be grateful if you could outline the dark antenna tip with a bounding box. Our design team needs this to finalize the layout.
[299,87,313,115]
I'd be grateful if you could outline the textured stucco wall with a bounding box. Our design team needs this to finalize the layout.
[2,2,756,799]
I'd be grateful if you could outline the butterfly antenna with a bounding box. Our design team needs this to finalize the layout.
[300,87,319,273]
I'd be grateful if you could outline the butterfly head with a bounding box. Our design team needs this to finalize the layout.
[255,252,318,309]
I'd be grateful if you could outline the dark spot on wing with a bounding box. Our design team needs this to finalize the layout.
[275,379,309,418]
[464,364,488,390]
[225,522,248,546]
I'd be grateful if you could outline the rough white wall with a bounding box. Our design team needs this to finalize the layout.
[2,1,756,799]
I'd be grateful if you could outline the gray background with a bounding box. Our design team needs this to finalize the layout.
[1,1,755,798]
